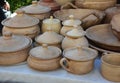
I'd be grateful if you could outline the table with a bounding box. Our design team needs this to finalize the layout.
[0,59,118,83]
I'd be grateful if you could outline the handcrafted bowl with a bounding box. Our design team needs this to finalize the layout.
[42,16,61,33]
[27,44,62,71]
[0,32,32,65]
[54,9,105,29]
[101,53,120,82]
[60,47,98,74]
[21,1,51,20]
[35,28,63,48]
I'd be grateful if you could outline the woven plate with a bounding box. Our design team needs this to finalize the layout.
[86,24,120,52]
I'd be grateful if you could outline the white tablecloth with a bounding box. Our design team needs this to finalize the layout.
[0,59,118,83]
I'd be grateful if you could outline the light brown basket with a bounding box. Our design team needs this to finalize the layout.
[75,0,116,10]
[54,9,105,29]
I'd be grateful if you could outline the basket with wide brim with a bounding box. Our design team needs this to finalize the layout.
[54,9,105,29]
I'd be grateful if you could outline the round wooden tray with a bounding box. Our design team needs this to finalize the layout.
[86,24,120,52]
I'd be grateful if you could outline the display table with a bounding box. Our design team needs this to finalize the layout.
[0,59,117,83]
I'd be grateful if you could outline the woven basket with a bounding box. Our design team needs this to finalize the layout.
[75,0,117,10]
[54,9,105,29]
[0,46,31,65]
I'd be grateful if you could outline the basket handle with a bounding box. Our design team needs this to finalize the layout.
[60,58,70,72]
[81,13,98,28]
[61,2,78,10]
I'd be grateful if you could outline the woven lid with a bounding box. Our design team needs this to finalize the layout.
[0,32,32,52]
[2,9,39,28]
[22,1,51,14]
[62,15,82,26]
[43,16,60,24]
[35,28,63,44]
[63,47,98,61]
[66,25,86,38]
[29,44,61,59]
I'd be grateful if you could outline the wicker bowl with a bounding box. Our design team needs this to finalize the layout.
[54,9,105,29]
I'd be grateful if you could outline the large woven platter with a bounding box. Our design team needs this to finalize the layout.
[53,9,105,29]
[86,24,120,52]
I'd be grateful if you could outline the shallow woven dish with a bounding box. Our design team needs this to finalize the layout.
[27,44,62,71]
[86,24,120,52]
[2,9,40,39]
[60,47,97,74]
[54,9,105,29]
